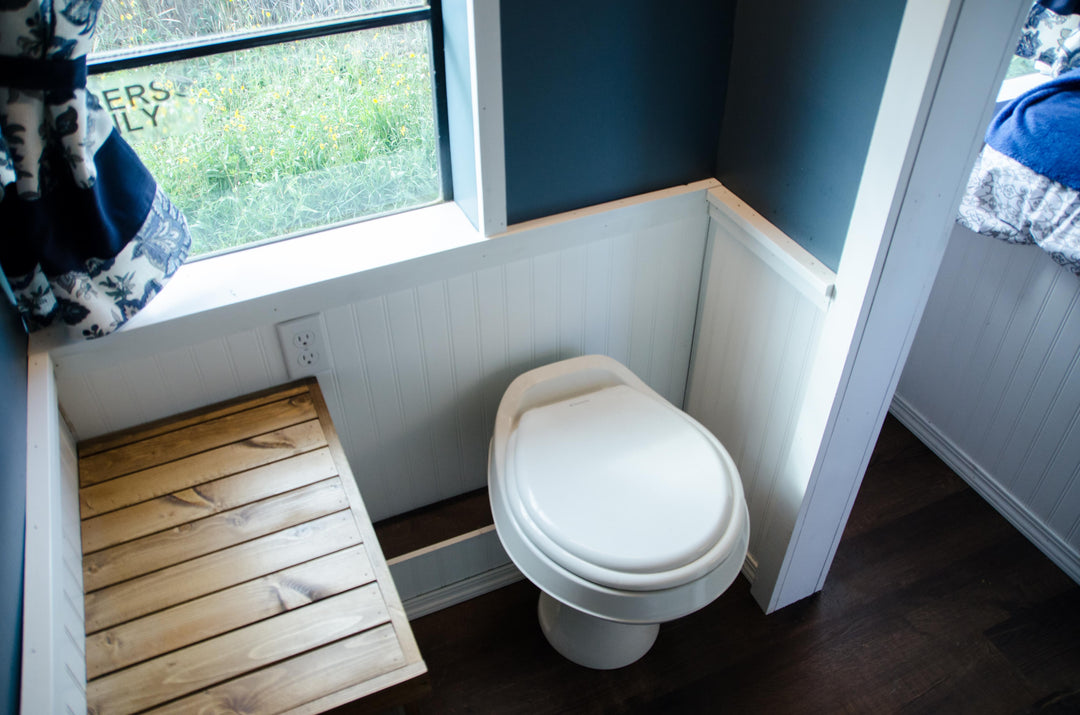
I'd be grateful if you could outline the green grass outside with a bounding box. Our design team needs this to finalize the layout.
[91,12,439,257]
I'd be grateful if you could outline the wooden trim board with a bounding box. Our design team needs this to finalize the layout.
[78,379,426,715]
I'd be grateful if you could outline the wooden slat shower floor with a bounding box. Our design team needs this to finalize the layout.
[77,379,426,715]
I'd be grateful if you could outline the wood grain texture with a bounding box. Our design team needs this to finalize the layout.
[81,447,339,552]
[84,510,361,634]
[147,625,408,715]
[79,394,317,487]
[79,419,328,518]
[307,384,424,668]
[77,382,313,458]
[83,479,348,592]
[86,546,375,680]
[87,585,389,715]
[78,380,426,714]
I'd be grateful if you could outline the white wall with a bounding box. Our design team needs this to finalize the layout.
[51,185,710,521]
[687,186,835,582]
[22,356,86,715]
[895,224,1080,582]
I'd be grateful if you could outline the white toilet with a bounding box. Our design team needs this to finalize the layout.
[488,355,749,669]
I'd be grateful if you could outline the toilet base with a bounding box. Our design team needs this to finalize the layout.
[537,592,659,670]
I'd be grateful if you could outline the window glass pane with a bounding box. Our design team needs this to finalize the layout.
[1006,54,1037,79]
[88,22,439,257]
[95,0,425,53]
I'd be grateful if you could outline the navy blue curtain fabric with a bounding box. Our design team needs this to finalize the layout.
[1039,0,1080,16]
[0,0,190,339]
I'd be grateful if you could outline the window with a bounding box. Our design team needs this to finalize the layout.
[88,1,445,258]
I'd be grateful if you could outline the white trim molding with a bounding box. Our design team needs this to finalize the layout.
[706,185,836,310]
[753,0,1032,613]
[891,395,1080,583]
[466,0,506,236]
[686,186,833,605]
[22,354,87,715]
[388,526,523,619]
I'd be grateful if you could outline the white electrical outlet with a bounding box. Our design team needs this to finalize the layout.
[276,314,333,378]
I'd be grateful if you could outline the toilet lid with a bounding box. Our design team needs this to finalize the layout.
[508,385,735,584]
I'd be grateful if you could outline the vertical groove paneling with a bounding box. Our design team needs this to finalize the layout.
[54,206,709,521]
[557,246,588,363]
[444,273,487,501]
[386,288,439,517]
[965,255,1058,460]
[355,295,412,517]
[627,232,658,383]
[415,283,469,502]
[504,258,537,369]
[25,356,86,715]
[325,303,383,499]
[606,235,636,364]
[476,267,511,438]
[1008,294,1080,506]
[583,240,614,357]
[978,269,1064,459]
[191,338,241,401]
[59,412,86,708]
[991,286,1080,495]
[897,225,1080,574]
[686,218,829,560]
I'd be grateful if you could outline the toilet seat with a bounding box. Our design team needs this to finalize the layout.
[489,354,749,625]
[505,385,742,591]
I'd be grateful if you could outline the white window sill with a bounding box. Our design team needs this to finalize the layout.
[33,200,485,357]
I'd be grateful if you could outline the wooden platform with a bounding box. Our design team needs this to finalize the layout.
[77,380,426,715]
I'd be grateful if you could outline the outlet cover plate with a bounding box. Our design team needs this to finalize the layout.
[276,314,333,379]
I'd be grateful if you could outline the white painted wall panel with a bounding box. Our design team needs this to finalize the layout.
[895,224,1080,582]
[22,356,86,715]
[686,196,832,570]
[53,193,709,521]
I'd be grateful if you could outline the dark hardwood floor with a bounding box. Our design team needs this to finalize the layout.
[373,416,1080,714]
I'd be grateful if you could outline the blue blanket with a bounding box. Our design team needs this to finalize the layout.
[985,68,1080,190]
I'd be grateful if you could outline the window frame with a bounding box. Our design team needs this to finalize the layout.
[87,0,452,260]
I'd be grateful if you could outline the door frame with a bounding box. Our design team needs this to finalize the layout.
[753,0,1031,612]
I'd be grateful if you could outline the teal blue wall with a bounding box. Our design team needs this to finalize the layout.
[500,0,736,225]
[716,0,906,272]
[0,305,26,714]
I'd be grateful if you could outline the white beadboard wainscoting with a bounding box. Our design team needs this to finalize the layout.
[686,186,837,586]
[24,184,715,714]
[50,185,710,522]
[25,181,845,711]
[22,355,86,715]
[894,223,1080,583]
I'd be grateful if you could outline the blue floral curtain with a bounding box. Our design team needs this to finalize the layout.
[0,0,190,339]
[1017,0,1080,77]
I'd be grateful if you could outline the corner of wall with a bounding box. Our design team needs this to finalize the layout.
[1,305,27,715]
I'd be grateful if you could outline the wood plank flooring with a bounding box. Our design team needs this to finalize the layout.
[356,415,1080,714]
[78,380,426,715]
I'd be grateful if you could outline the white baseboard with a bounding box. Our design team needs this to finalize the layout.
[890,394,1080,584]
[388,524,760,622]
[401,563,524,620]
[741,552,758,584]
[388,526,523,620]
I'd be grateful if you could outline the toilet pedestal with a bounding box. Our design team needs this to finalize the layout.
[490,355,750,670]
[537,592,659,670]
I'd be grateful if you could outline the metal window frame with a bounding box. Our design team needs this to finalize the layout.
[89,1,453,201]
